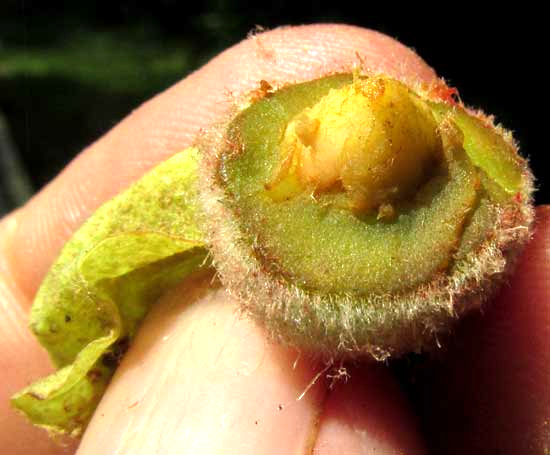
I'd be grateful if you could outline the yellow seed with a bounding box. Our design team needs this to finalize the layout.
[268,76,444,213]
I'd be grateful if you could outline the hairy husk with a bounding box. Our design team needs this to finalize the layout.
[198,74,534,360]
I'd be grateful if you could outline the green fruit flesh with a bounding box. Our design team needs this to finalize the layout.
[220,74,526,297]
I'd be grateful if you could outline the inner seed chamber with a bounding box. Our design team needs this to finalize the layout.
[266,76,444,215]
[218,74,528,297]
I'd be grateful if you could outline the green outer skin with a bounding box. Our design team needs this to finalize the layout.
[429,101,523,196]
[12,147,208,436]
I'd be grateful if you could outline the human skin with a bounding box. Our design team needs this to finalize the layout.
[0,24,548,454]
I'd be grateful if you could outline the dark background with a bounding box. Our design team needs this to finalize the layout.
[0,2,544,215]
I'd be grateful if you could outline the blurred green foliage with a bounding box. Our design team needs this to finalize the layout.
[1,30,193,93]
[0,1,345,205]
[0,24,204,197]
[0,2,544,212]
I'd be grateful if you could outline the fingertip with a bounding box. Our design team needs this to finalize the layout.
[313,364,426,455]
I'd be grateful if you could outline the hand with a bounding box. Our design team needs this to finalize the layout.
[1,24,548,454]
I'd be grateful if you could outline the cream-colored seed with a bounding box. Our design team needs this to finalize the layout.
[268,77,444,214]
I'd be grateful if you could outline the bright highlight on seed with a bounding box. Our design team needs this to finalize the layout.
[267,76,443,217]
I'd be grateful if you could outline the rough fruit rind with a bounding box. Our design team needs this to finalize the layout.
[199,73,534,359]
[11,148,208,435]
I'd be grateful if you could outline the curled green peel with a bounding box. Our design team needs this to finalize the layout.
[11,147,208,436]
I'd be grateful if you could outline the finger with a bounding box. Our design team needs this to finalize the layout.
[77,274,426,455]
[4,24,436,300]
[313,365,426,454]
[0,24,436,454]
[77,275,326,454]
[420,205,550,454]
